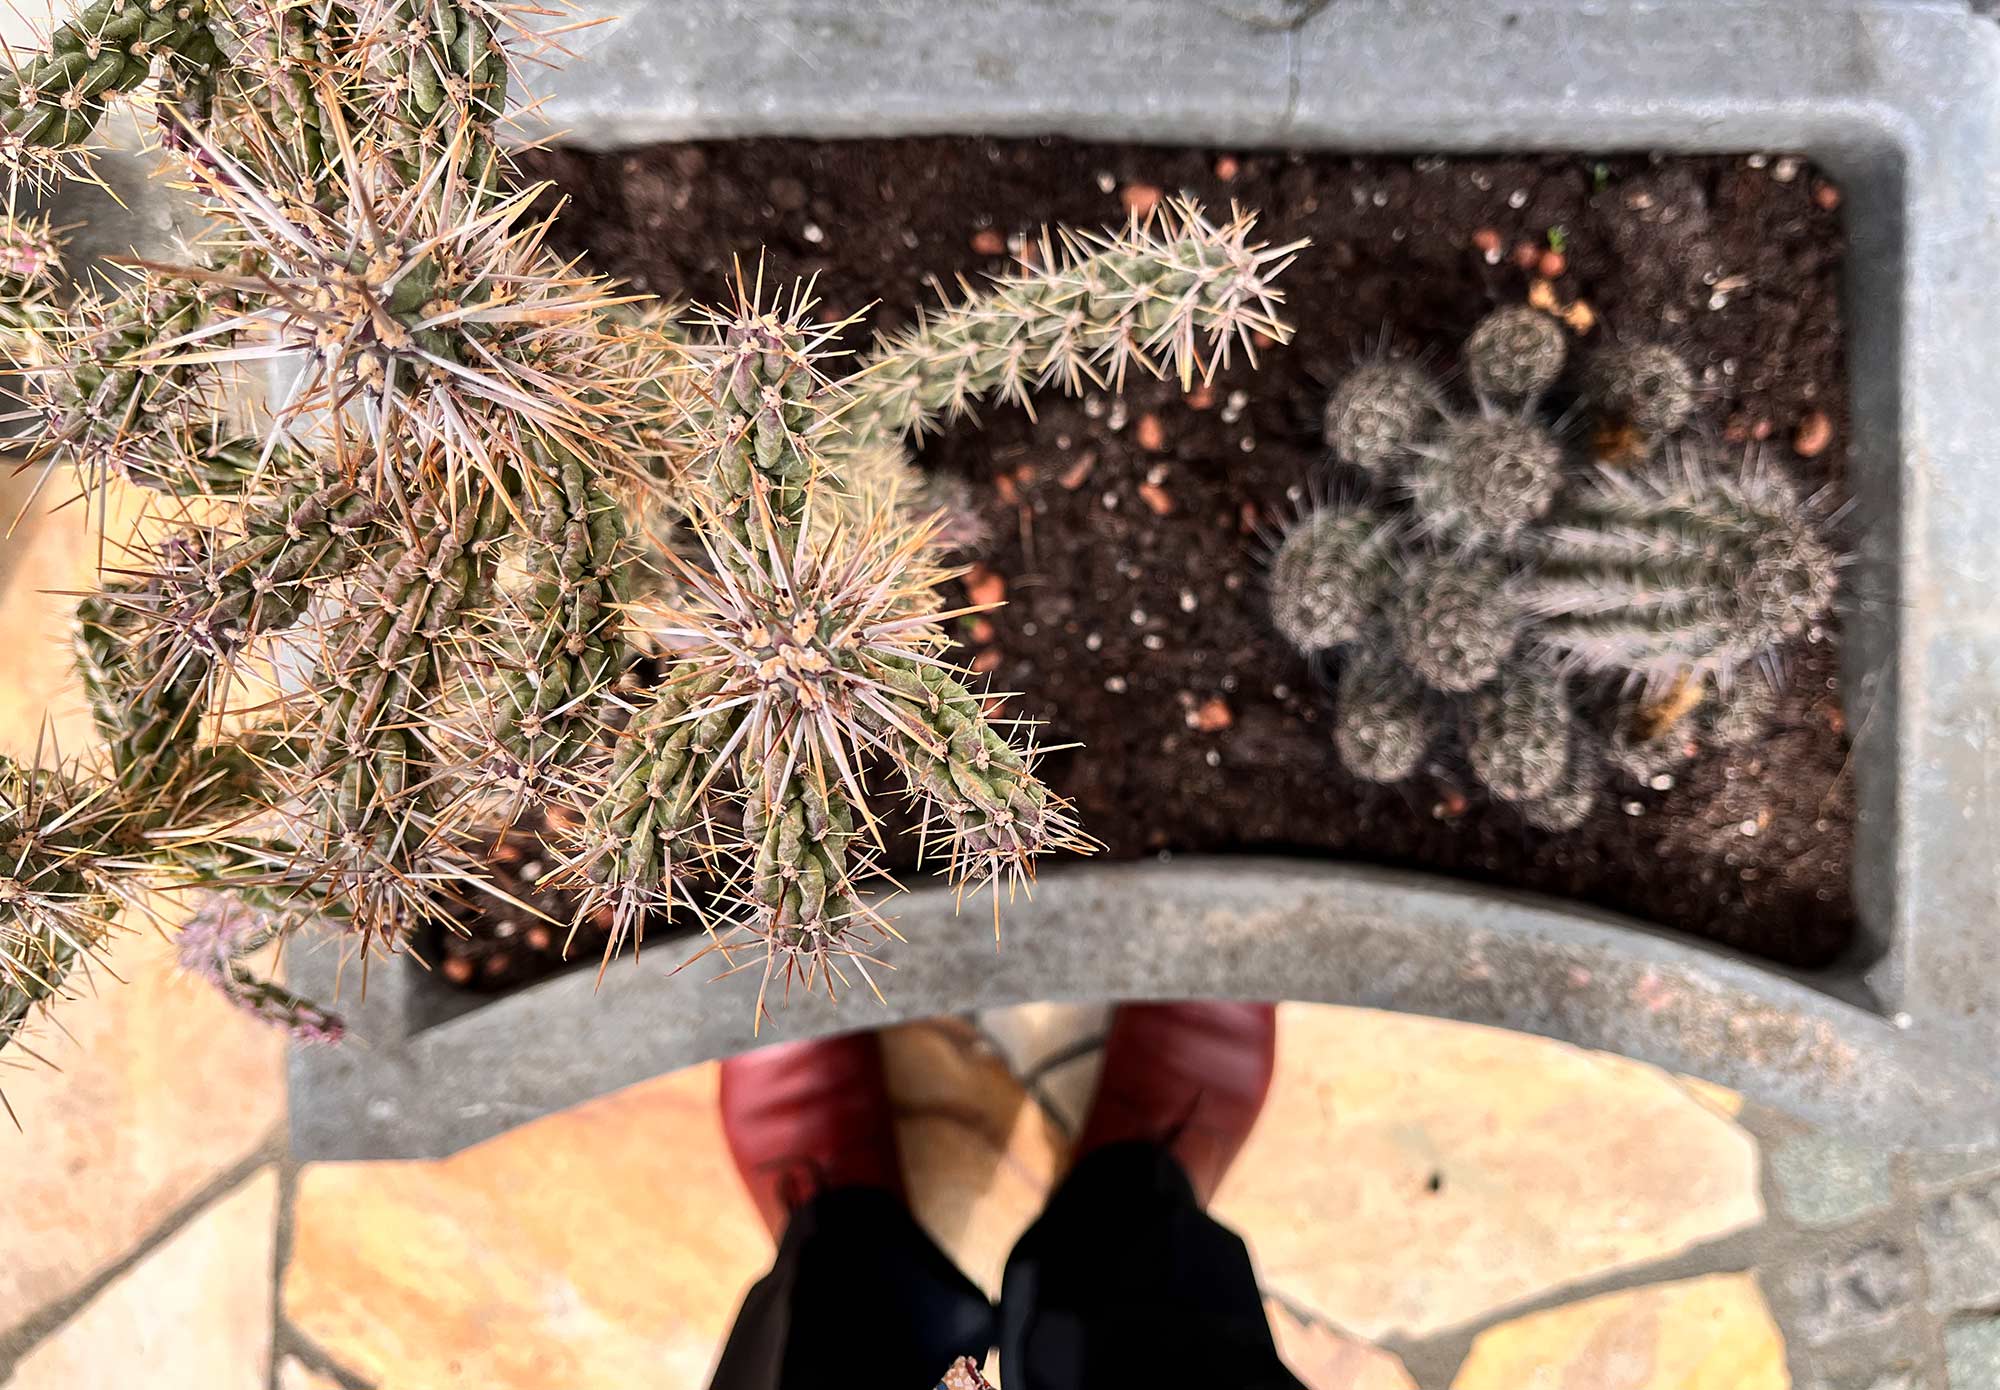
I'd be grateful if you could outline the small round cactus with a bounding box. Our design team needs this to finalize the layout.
[1709,677,1778,747]
[1608,723,1697,785]
[1268,504,1397,654]
[1465,306,1568,403]
[1522,770,1599,831]
[1407,415,1563,546]
[1584,343,1696,437]
[1333,651,1433,783]
[1465,668,1574,802]
[1324,359,1441,475]
[1392,552,1522,693]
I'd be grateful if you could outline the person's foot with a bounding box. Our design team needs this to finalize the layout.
[1072,1001,1278,1205]
[719,1030,905,1237]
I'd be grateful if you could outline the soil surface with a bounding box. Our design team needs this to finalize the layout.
[451,138,1855,988]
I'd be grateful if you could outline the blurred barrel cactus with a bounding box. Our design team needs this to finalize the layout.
[0,0,1301,1063]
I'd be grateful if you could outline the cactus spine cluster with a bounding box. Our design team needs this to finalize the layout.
[1270,305,1837,821]
[0,0,1299,1065]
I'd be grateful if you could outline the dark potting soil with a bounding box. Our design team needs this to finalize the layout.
[441,138,1855,989]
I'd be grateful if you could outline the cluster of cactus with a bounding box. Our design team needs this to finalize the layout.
[0,0,1300,1064]
[1270,306,1838,828]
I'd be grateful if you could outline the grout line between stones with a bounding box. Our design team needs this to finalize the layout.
[0,1129,285,1380]
[1381,1222,1778,1386]
[1020,1032,1107,1090]
[272,1319,377,1390]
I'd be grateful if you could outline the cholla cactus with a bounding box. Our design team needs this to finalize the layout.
[1267,503,1397,655]
[0,0,1298,1059]
[1523,451,1839,690]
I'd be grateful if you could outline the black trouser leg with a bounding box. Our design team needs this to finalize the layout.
[708,1186,996,1390]
[998,1141,1306,1390]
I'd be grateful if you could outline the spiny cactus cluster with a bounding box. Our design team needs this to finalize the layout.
[0,0,1299,1066]
[1271,306,1839,826]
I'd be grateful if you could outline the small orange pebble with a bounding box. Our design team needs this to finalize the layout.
[1471,226,1502,256]
[1185,383,1217,410]
[965,564,1007,608]
[1561,300,1597,334]
[970,648,1004,675]
[1527,279,1561,313]
[1214,154,1240,181]
[1813,179,1842,212]
[524,926,552,952]
[1058,451,1097,490]
[1238,500,1262,533]
[1138,481,1175,516]
[1794,408,1834,458]
[443,956,476,985]
[1537,248,1568,279]
[994,472,1020,506]
[1433,789,1469,820]
[969,617,997,645]
[1189,697,1233,733]
[970,227,1006,256]
[1512,240,1541,271]
[1135,412,1167,452]
[1121,182,1163,218]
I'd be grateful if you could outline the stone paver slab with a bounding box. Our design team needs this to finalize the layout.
[1945,1318,2000,1390]
[0,926,284,1327]
[1265,1299,1415,1390]
[1450,1272,1788,1390]
[881,1020,1065,1298]
[275,1359,343,1390]
[1212,1004,1763,1341]
[1770,1133,1895,1230]
[1918,1176,2000,1314]
[5,1169,277,1390]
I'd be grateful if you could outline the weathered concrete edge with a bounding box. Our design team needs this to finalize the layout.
[289,859,2000,1160]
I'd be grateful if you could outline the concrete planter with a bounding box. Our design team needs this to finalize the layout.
[291,0,2000,1158]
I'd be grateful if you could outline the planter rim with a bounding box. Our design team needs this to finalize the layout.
[289,858,2000,1159]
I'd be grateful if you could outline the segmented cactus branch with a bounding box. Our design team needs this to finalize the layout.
[842,201,1300,450]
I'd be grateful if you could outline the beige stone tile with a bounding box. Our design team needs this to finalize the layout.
[0,927,285,1327]
[1265,1299,1416,1390]
[275,1356,344,1390]
[286,1023,1063,1388]
[1449,1272,1788,1389]
[286,1060,766,1390]
[884,1019,1066,1297]
[1213,1003,1762,1342]
[6,1168,277,1390]
[975,1001,1112,1081]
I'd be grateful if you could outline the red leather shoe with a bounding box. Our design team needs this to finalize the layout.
[1072,1001,1278,1206]
[719,1030,906,1238]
